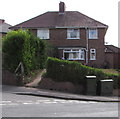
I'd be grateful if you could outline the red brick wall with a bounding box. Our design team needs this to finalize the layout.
[30,29,37,36]
[113,53,120,69]
[105,53,120,69]
[2,70,17,85]
[88,29,106,67]
[105,53,114,68]
[30,28,106,68]
[48,28,87,47]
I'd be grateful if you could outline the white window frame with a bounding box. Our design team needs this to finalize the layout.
[37,29,49,39]
[90,49,96,60]
[80,49,85,60]
[67,29,80,39]
[89,29,98,39]
[63,48,85,60]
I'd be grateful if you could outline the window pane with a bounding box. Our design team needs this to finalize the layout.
[80,50,85,59]
[64,53,69,60]
[73,52,79,59]
[63,48,84,60]
[89,29,98,39]
[69,53,73,59]
[80,50,85,60]
[37,29,49,39]
[67,29,80,39]
[90,49,96,60]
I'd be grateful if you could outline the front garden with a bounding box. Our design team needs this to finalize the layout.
[2,29,120,93]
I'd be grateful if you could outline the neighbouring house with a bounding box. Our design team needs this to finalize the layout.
[0,19,11,38]
[10,2,108,68]
[105,45,120,69]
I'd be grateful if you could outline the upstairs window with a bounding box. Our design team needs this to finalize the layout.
[89,29,98,39]
[37,29,49,39]
[67,29,80,39]
[90,49,96,60]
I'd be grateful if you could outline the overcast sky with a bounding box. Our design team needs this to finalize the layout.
[0,0,119,47]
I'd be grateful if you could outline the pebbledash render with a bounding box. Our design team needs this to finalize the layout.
[10,2,108,68]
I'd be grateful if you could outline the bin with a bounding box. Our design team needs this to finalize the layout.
[85,76,97,95]
[97,79,113,96]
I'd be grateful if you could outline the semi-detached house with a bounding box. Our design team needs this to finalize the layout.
[0,19,11,38]
[10,2,108,68]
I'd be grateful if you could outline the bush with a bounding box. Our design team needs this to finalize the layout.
[46,57,120,89]
[105,73,120,89]
[46,57,106,85]
[2,29,47,74]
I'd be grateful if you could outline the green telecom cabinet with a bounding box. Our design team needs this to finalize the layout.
[98,79,113,96]
[85,76,97,95]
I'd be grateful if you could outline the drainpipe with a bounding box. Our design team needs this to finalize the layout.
[85,27,89,65]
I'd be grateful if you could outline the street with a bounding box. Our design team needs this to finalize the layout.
[1,87,119,117]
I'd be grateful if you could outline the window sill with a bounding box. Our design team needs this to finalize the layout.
[89,38,98,40]
[90,59,96,60]
[67,38,80,40]
[66,59,85,61]
[41,39,50,40]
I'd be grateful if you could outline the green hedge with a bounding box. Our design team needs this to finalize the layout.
[2,29,47,74]
[46,57,120,89]
[46,57,105,85]
[105,73,120,89]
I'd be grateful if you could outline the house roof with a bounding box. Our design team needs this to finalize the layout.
[0,19,11,33]
[10,11,108,29]
[105,45,120,53]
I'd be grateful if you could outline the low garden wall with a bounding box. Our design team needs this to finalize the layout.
[39,77,84,94]
[2,70,23,86]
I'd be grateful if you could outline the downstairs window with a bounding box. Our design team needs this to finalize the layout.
[63,49,85,60]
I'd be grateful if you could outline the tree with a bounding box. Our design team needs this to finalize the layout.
[2,29,47,74]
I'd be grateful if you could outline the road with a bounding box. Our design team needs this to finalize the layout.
[1,86,119,117]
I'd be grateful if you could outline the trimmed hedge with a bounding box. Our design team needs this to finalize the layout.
[46,57,120,89]
[46,57,105,85]
[105,73,120,89]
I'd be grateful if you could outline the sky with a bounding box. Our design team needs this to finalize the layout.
[0,0,119,47]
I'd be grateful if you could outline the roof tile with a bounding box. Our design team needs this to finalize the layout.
[10,11,108,29]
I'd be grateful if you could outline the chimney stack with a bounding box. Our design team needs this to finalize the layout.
[59,2,65,14]
[0,19,5,24]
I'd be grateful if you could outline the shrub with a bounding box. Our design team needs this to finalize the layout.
[46,57,106,85]
[105,73,120,89]
[2,29,47,74]
[3,30,25,72]
[46,57,120,89]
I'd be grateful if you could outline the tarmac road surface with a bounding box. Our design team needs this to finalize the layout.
[1,86,119,117]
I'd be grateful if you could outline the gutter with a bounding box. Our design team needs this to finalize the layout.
[10,26,108,30]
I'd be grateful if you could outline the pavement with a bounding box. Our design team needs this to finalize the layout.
[2,85,120,102]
